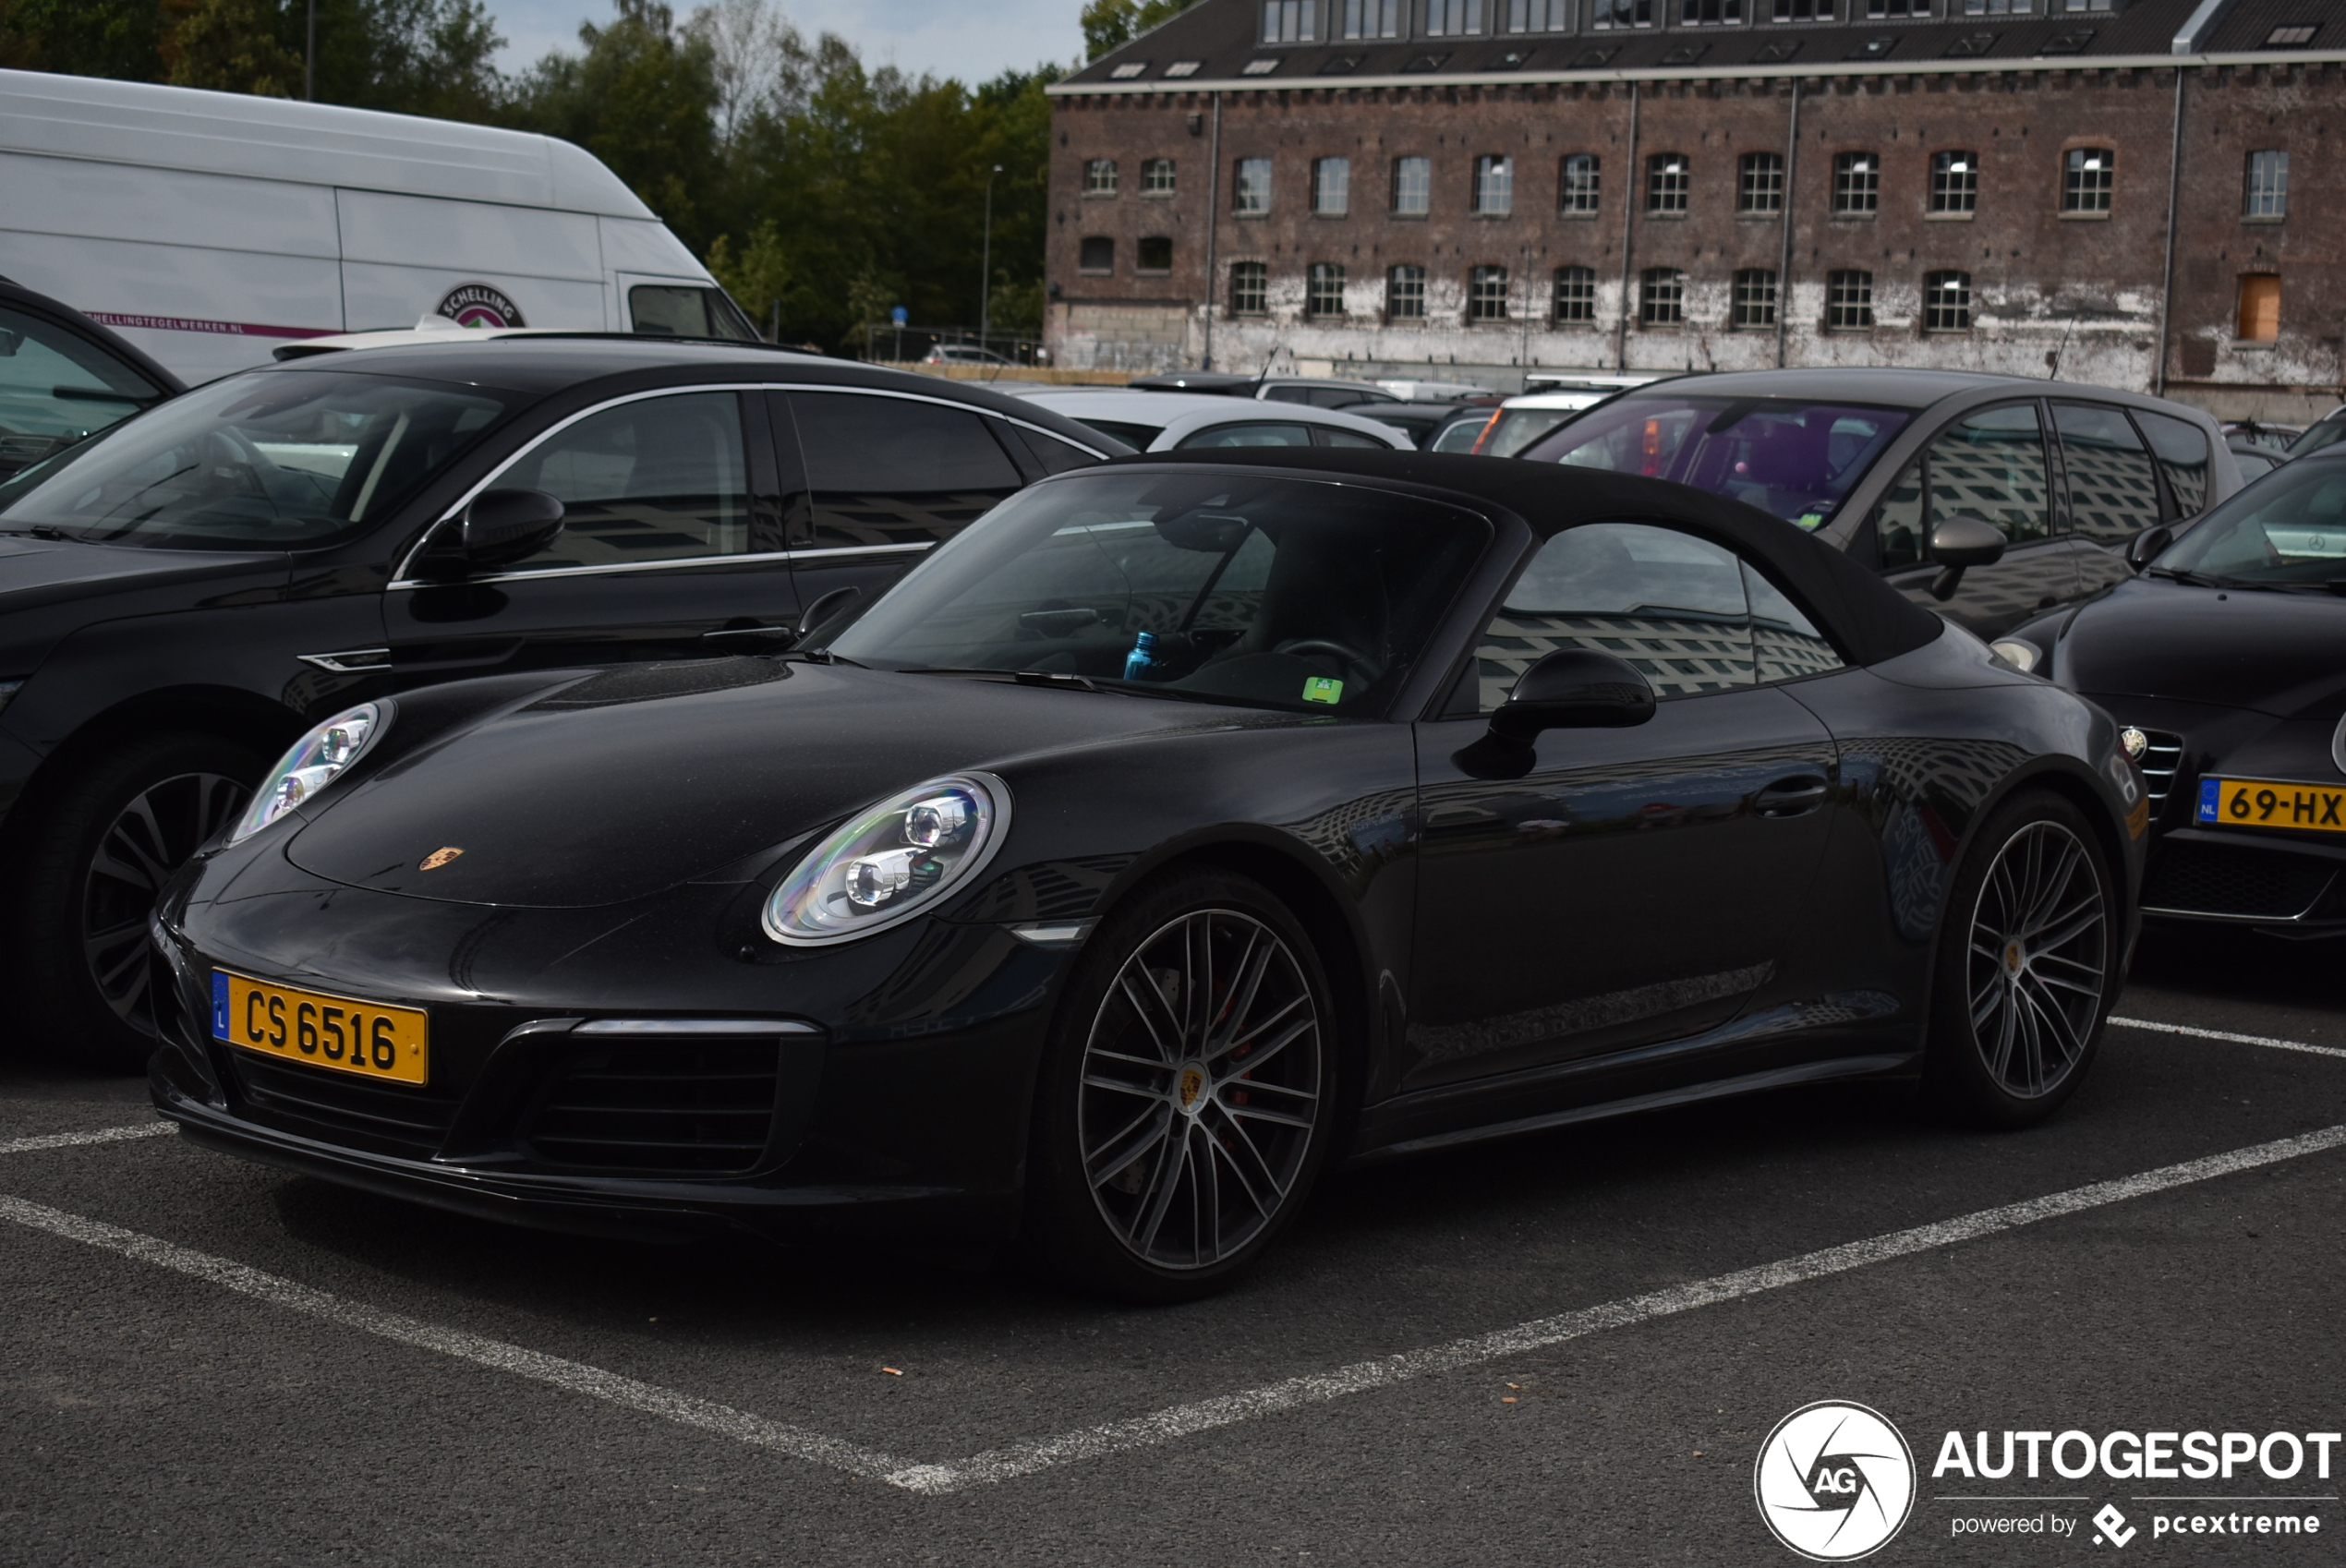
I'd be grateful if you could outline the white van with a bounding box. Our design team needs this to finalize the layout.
[0,69,751,383]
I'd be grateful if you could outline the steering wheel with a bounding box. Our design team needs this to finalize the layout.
[1273,637,1376,688]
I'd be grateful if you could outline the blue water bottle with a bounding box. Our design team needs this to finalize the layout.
[1123,631,1159,681]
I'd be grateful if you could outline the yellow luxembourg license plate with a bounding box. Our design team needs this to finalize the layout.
[210,971,429,1085]
[2196,777,2346,835]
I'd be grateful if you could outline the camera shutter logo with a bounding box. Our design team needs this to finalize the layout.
[1754,1401,1917,1561]
[436,283,526,329]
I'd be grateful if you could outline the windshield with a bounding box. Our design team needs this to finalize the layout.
[2154,459,2346,585]
[0,370,516,549]
[1518,395,1912,527]
[828,470,1491,715]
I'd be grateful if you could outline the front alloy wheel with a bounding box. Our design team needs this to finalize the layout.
[1027,870,1336,1300]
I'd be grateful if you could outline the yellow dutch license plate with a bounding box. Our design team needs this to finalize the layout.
[2195,777,2346,835]
[210,971,429,1085]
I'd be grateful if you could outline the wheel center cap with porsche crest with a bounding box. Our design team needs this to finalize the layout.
[2003,939,2024,975]
[1177,1064,1206,1114]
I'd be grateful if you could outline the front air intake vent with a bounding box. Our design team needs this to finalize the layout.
[2131,727,2183,814]
[525,1039,782,1174]
[2143,841,2338,922]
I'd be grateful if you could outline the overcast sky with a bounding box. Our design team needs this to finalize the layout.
[487,0,1084,84]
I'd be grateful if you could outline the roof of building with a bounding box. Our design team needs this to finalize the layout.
[1055,0,2343,95]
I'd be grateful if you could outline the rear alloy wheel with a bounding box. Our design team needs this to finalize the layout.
[1026,871,1335,1300]
[1925,792,2115,1128]
[6,733,261,1071]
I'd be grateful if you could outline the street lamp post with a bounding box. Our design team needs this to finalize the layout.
[979,164,1002,358]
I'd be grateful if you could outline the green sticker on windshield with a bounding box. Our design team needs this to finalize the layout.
[1302,677,1344,706]
[1796,512,1826,531]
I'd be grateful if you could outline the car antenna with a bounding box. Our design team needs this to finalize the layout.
[2046,311,2079,380]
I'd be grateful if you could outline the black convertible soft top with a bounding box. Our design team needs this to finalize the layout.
[1112,448,1946,670]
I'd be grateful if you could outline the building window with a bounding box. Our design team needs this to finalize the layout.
[1343,0,1403,34]
[1473,155,1515,215]
[1083,159,1119,197]
[2062,147,2114,212]
[1262,1,1319,42]
[1732,269,1778,328]
[1142,158,1177,196]
[1929,150,1978,213]
[1964,0,2036,11]
[1506,0,1571,30]
[1738,151,1784,213]
[1387,264,1426,319]
[1826,269,1875,329]
[1639,268,1686,326]
[1680,0,1745,20]
[2061,0,2111,10]
[1866,0,1930,14]
[2245,150,2288,219]
[1230,260,1269,315]
[1235,157,1273,214]
[1647,153,1690,213]
[1137,236,1173,274]
[1773,0,1836,15]
[1560,153,1602,215]
[1079,236,1115,273]
[1307,262,1348,318]
[1553,266,1598,323]
[2236,273,2280,342]
[1832,151,1879,214]
[1593,0,1656,25]
[1393,155,1432,215]
[1312,157,1351,216]
[1425,0,1486,34]
[1923,270,1973,331]
[1469,265,1510,321]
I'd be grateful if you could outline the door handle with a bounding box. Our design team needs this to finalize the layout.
[1753,775,1829,818]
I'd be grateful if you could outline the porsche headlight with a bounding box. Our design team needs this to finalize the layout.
[226,704,382,846]
[763,773,1010,947]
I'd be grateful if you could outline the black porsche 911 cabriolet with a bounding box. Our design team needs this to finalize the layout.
[149,452,2146,1300]
[1995,448,2346,935]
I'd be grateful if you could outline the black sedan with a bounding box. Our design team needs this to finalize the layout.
[150,452,2146,1299]
[1996,449,2346,934]
[0,337,1118,1070]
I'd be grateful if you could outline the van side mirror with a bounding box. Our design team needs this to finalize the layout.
[1453,648,1656,778]
[2125,524,2173,571]
[1927,514,2006,601]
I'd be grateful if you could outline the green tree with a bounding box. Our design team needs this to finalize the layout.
[165,0,305,96]
[0,0,167,77]
[1080,0,1201,61]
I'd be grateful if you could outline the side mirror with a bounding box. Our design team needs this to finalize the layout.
[453,488,564,572]
[1454,648,1655,778]
[1927,514,2006,601]
[2125,524,2173,571]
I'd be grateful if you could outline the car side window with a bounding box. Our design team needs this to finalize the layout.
[0,306,164,476]
[1473,522,1755,711]
[1872,458,1927,570]
[493,391,750,571]
[1177,422,1315,449]
[1260,386,1313,404]
[2134,410,2212,516]
[628,284,756,342]
[1744,561,1845,682]
[1316,428,1387,449]
[783,391,1024,548]
[1010,426,1104,472]
[1925,403,2050,545]
[2052,403,2163,544]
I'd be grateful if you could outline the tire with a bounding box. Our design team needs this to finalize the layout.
[4,731,263,1073]
[1023,869,1340,1303]
[1921,790,2118,1129]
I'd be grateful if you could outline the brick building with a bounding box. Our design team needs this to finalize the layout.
[1045,0,2346,419]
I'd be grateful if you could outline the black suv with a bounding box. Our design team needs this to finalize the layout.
[0,338,1120,1068]
[0,276,184,480]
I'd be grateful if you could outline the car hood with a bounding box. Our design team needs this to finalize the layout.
[283,660,1251,908]
[2061,577,2346,719]
[0,534,284,610]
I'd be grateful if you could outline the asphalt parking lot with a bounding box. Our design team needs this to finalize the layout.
[4,923,2340,1567]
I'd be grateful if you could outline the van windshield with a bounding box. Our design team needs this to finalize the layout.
[1518,395,1913,528]
[0,370,516,549]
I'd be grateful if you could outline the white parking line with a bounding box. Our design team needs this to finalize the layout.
[5,1123,2342,1494]
[0,1122,175,1157]
[0,1192,916,1483]
[2110,1017,2346,1061]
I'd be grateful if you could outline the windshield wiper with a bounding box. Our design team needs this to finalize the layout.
[780,648,865,668]
[0,525,77,541]
[899,666,1109,693]
[2144,566,2237,588]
